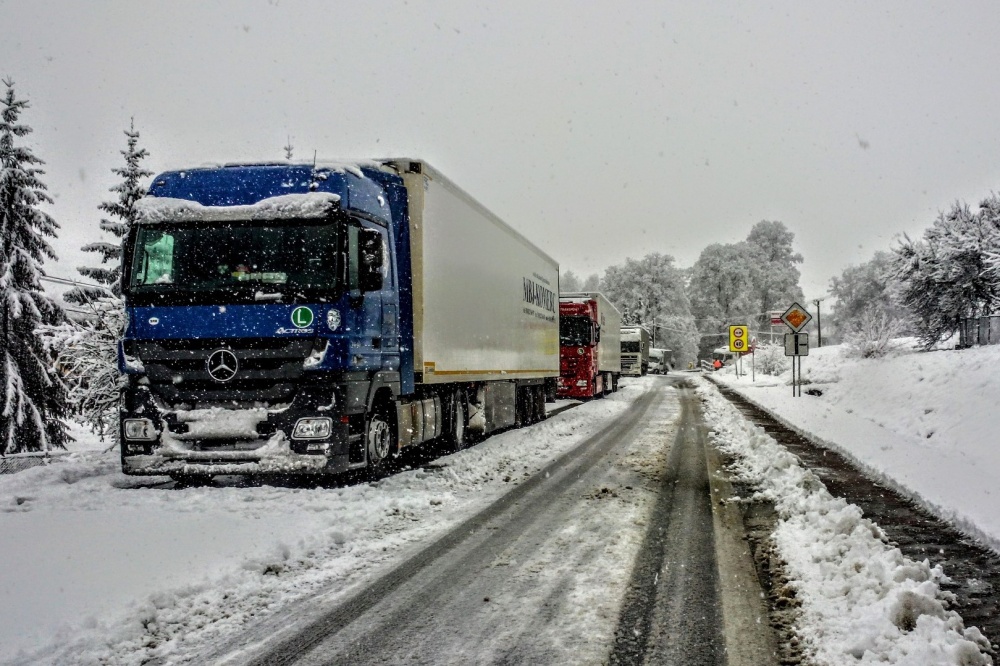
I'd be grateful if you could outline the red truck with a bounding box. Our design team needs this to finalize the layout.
[558,292,622,399]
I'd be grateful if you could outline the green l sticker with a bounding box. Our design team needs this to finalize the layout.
[291,306,314,328]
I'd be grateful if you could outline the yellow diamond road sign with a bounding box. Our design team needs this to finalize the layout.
[729,325,748,352]
[780,302,813,333]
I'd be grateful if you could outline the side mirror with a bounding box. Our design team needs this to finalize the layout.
[594,324,601,343]
[358,228,384,292]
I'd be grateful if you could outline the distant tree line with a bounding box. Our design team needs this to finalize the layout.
[563,220,806,364]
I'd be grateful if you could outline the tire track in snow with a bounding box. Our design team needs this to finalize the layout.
[214,383,665,665]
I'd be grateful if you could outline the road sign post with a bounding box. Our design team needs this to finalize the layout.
[780,302,812,397]
[729,325,748,378]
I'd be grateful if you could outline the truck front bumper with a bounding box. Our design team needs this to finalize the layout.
[120,384,353,476]
[557,373,593,398]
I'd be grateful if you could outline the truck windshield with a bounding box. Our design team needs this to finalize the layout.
[126,221,339,303]
[559,316,593,346]
[621,341,640,353]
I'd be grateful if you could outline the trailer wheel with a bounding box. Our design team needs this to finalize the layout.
[366,404,394,471]
[444,391,467,452]
[534,385,547,422]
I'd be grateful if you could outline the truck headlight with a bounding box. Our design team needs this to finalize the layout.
[292,417,333,440]
[123,418,157,441]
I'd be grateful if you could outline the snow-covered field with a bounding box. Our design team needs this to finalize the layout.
[712,342,1000,553]
[0,381,652,665]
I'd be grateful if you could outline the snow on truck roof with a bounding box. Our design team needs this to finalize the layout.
[134,192,342,224]
[153,159,383,178]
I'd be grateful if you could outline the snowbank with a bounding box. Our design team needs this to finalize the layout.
[698,380,992,665]
[713,342,1000,553]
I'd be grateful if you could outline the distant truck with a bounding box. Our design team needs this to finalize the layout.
[118,159,559,479]
[649,347,672,374]
[558,292,622,398]
[620,326,651,376]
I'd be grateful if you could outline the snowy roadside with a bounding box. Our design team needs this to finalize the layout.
[697,378,992,665]
[711,342,1000,555]
[0,378,659,665]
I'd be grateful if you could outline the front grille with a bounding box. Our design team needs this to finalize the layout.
[136,338,314,406]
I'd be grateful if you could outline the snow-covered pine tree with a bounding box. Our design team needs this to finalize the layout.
[0,79,69,452]
[65,119,151,303]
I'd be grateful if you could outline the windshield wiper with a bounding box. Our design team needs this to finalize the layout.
[254,291,284,302]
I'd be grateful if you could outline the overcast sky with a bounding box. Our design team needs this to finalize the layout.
[5,0,1000,304]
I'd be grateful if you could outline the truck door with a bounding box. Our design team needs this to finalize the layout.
[347,220,396,370]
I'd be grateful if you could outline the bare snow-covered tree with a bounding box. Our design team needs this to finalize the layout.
[65,119,151,303]
[828,250,913,343]
[0,79,69,452]
[745,220,805,330]
[600,253,699,363]
[688,242,758,358]
[41,298,126,444]
[581,273,601,292]
[689,221,805,358]
[560,269,582,293]
[560,270,600,294]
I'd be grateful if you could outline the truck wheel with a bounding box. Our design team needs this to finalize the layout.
[444,392,467,452]
[366,405,394,471]
[535,385,547,422]
[602,373,612,397]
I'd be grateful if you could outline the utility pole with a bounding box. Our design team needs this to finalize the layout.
[813,298,823,347]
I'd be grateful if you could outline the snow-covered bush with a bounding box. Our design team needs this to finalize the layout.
[843,306,905,359]
[754,342,789,375]
[41,297,126,445]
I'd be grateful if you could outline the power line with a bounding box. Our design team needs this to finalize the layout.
[39,275,113,293]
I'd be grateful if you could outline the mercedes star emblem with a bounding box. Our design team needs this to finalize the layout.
[207,349,239,383]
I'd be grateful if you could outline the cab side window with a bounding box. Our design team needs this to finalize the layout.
[347,224,360,291]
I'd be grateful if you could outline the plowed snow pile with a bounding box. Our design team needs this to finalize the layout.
[698,380,992,665]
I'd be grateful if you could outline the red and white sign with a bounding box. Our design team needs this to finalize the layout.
[780,302,813,333]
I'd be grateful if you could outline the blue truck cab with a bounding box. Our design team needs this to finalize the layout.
[119,161,415,477]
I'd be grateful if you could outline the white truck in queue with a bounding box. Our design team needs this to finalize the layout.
[619,326,650,376]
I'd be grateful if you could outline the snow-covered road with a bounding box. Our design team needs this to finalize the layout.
[0,378,665,665]
[220,382,672,665]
